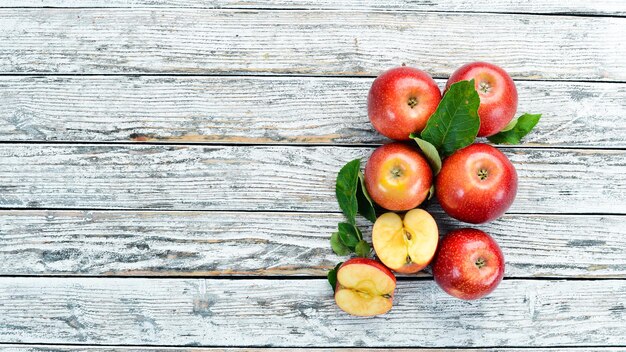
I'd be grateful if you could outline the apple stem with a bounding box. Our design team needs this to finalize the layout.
[391,167,403,178]
[407,97,418,108]
[475,257,486,269]
[477,169,488,180]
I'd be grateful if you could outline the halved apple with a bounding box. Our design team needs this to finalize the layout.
[372,209,439,274]
[334,258,396,317]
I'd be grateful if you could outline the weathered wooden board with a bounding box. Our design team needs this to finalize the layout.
[0,145,624,213]
[0,278,624,346]
[3,0,626,16]
[0,211,623,278]
[2,347,625,352]
[2,76,624,147]
[1,10,625,80]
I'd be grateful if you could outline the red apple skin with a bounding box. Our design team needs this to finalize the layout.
[446,62,518,137]
[365,142,433,211]
[338,258,396,284]
[368,67,442,140]
[432,228,505,300]
[436,143,517,224]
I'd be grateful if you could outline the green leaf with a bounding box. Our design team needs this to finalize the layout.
[338,222,361,249]
[336,159,360,225]
[355,240,371,258]
[410,134,442,175]
[356,172,377,223]
[500,117,518,132]
[330,232,351,256]
[327,262,343,292]
[420,79,480,156]
[488,113,542,145]
[428,184,435,200]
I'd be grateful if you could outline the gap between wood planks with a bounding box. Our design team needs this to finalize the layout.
[0,6,625,19]
[1,73,626,84]
[0,141,623,151]
[0,274,623,281]
[0,208,624,217]
[0,342,625,350]
[1,343,624,350]
[0,140,624,151]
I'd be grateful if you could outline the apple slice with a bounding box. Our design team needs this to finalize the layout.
[372,209,439,274]
[334,258,396,317]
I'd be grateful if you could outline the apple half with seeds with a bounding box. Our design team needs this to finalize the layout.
[372,209,439,274]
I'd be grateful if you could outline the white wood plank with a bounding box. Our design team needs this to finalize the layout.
[3,0,625,16]
[0,10,624,80]
[0,278,624,346]
[1,76,624,147]
[2,347,625,352]
[0,211,624,278]
[0,145,623,214]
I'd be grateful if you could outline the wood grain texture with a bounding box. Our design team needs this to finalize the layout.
[0,211,624,278]
[2,347,626,352]
[1,10,625,80]
[0,278,624,346]
[2,76,625,147]
[0,145,624,213]
[3,0,626,16]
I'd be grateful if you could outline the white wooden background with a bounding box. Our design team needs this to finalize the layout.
[0,1,625,351]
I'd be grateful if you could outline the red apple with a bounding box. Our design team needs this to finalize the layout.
[365,142,433,211]
[433,228,505,300]
[436,143,517,224]
[446,62,518,137]
[334,258,396,316]
[368,66,442,140]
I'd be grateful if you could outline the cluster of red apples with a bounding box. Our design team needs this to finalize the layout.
[334,62,526,317]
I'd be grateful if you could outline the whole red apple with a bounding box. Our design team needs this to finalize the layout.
[368,66,442,140]
[436,143,517,224]
[433,228,505,300]
[365,142,432,211]
[446,62,518,137]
